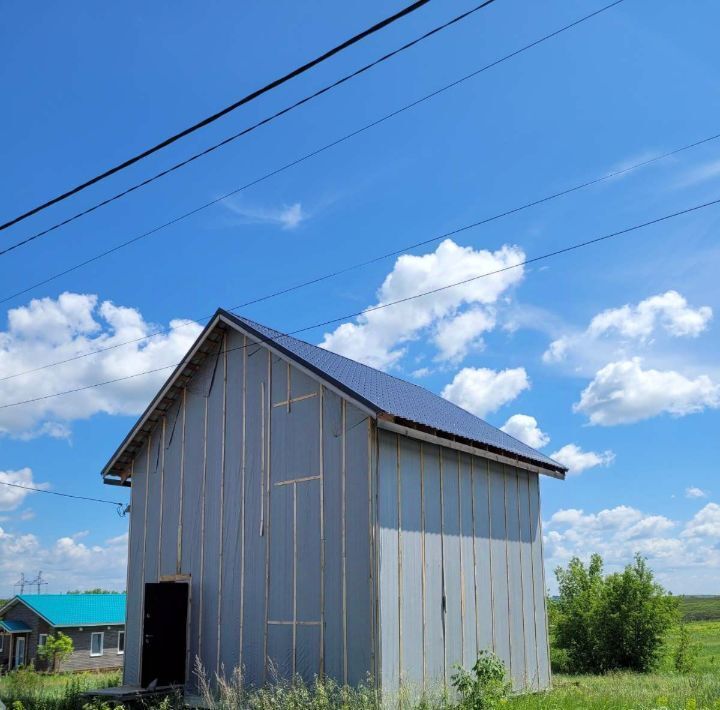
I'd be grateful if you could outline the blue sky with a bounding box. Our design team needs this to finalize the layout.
[1,0,720,596]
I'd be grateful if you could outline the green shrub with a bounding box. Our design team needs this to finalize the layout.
[450,651,511,710]
[673,621,700,674]
[553,553,678,673]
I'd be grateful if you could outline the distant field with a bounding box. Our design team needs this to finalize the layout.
[679,595,720,622]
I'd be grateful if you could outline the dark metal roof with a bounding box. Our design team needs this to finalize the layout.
[222,311,565,474]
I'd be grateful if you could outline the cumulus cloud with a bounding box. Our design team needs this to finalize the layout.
[0,469,50,511]
[0,293,202,438]
[543,290,712,364]
[574,358,720,426]
[224,200,306,230]
[544,503,720,594]
[441,367,529,418]
[319,239,524,370]
[549,444,615,475]
[685,487,708,499]
[0,528,128,597]
[500,414,549,449]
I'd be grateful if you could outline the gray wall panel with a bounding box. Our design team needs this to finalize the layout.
[180,386,206,683]
[345,404,372,686]
[219,332,245,673]
[505,468,525,689]
[422,443,444,686]
[529,474,550,689]
[144,429,162,585]
[200,343,225,681]
[471,458,493,656]
[377,429,399,691]
[296,624,321,685]
[296,478,321,623]
[459,454,477,667]
[159,398,183,578]
[399,436,423,686]
[268,482,293,622]
[270,395,320,484]
[267,624,293,680]
[321,388,344,682]
[124,438,149,685]
[518,470,539,690]
[488,462,510,670]
[240,343,268,686]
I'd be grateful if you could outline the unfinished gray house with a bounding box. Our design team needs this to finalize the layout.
[102,309,566,693]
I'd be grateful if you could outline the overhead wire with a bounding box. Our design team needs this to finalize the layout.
[0,128,717,385]
[0,0,437,233]
[0,479,127,515]
[2,192,719,411]
[0,0,501,253]
[0,0,627,304]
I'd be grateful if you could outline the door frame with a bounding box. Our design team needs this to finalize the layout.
[14,635,26,668]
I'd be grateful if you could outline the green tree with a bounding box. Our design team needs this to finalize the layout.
[553,553,678,673]
[36,631,73,672]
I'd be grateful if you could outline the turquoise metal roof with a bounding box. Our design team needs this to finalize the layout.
[0,619,31,633]
[14,594,126,627]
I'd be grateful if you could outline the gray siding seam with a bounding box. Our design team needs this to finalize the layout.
[373,424,382,690]
[439,448,447,685]
[274,475,321,486]
[139,431,150,680]
[395,434,402,687]
[177,388,186,575]
[273,392,318,408]
[292,481,298,676]
[158,417,166,582]
[470,458,479,658]
[526,474,540,690]
[486,458,495,654]
[239,335,247,676]
[420,443,426,688]
[197,395,209,667]
[217,337,228,675]
[457,454,464,668]
[319,385,325,677]
[538,479,551,687]
[367,418,376,686]
[516,471,528,688]
[341,399,348,684]
[262,354,271,682]
[503,467,512,682]
[122,457,134,684]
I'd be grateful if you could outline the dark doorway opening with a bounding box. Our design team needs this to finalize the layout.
[141,581,189,688]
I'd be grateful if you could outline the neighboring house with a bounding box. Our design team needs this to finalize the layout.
[0,594,126,672]
[102,310,566,693]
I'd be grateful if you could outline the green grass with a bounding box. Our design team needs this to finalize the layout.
[679,597,720,622]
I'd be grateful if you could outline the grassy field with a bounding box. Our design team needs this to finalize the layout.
[680,596,720,622]
[1,621,718,708]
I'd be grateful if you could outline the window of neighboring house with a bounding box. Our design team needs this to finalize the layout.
[90,632,104,657]
[117,630,125,654]
[38,634,48,647]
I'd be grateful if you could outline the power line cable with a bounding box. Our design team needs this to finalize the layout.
[0,0,627,259]
[0,0,626,295]
[0,0,437,234]
[2,193,719,411]
[0,479,126,514]
[0,128,716,384]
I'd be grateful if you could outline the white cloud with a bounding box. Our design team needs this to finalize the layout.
[544,503,720,594]
[441,367,529,418]
[500,414,549,449]
[549,444,615,475]
[319,239,525,370]
[676,159,720,189]
[682,503,720,539]
[224,200,306,230]
[543,290,712,364]
[0,528,128,597]
[0,469,50,511]
[574,358,720,426]
[433,308,495,363]
[0,293,202,438]
[685,487,708,499]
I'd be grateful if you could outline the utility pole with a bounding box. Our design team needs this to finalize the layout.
[27,571,48,594]
[13,573,26,594]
